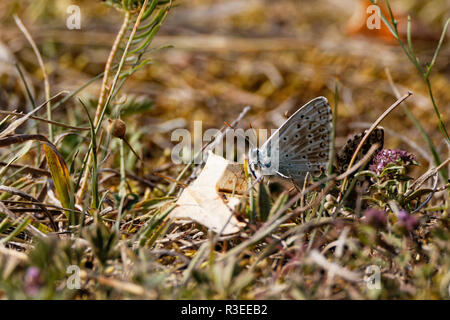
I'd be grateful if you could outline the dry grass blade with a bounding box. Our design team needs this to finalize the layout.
[0,110,89,131]
[100,168,157,188]
[0,185,57,231]
[0,162,51,177]
[0,91,68,139]
[0,200,80,214]
[0,197,46,238]
[308,250,361,282]
[14,14,53,141]
[406,157,450,196]
[0,243,29,262]
[411,172,439,213]
[80,270,150,297]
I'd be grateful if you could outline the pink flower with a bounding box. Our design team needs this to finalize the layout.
[370,149,416,174]
[363,208,387,228]
[24,266,43,296]
[397,210,419,232]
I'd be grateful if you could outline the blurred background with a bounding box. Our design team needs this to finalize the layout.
[0,0,449,174]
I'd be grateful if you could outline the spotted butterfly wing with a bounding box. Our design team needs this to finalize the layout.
[334,127,384,208]
[335,127,384,174]
[258,97,332,186]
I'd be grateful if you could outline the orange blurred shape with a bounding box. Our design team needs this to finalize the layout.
[346,0,440,43]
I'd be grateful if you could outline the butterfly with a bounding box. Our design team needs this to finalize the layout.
[334,127,384,208]
[248,97,332,187]
[335,127,384,175]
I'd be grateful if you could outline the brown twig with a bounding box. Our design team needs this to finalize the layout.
[0,110,89,131]
[14,15,53,141]
[0,161,51,177]
[0,185,57,231]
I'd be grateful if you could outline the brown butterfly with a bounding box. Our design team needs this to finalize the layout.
[334,127,384,209]
[335,127,384,175]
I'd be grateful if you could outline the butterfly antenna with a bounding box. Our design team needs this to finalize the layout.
[249,122,258,146]
[244,174,264,195]
[224,121,255,148]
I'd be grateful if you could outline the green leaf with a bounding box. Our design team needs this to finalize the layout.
[268,192,288,220]
[257,183,271,221]
[138,204,175,247]
[43,144,75,215]
[355,170,377,179]
[0,216,31,244]
[404,189,434,203]
[380,165,404,177]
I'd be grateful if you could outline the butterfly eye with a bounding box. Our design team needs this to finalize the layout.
[295,134,299,138]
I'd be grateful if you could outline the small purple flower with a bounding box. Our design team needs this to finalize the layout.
[397,210,419,232]
[363,208,387,228]
[24,266,43,296]
[370,149,416,174]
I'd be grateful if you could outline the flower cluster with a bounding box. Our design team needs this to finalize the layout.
[363,208,419,232]
[370,149,416,174]
[24,266,43,296]
[397,210,419,232]
[363,208,387,228]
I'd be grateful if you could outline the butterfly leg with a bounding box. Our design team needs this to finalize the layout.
[278,169,302,192]
[275,170,290,179]
[246,175,264,194]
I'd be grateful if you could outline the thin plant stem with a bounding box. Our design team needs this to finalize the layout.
[370,1,449,144]
[14,15,53,142]
[77,11,131,204]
